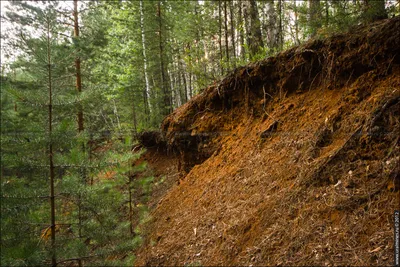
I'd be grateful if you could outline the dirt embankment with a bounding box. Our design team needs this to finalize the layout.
[135,17,400,266]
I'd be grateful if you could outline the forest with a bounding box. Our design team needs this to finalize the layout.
[1,0,399,266]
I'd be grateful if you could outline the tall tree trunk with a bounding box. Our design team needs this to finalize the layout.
[46,17,56,267]
[218,0,224,74]
[187,43,193,99]
[203,38,208,77]
[74,0,83,133]
[224,1,230,69]
[246,0,264,57]
[189,71,193,99]
[177,51,187,104]
[181,70,188,103]
[169,68,177,108]
[278,0,283,50]
[112,99,121,131]
[194,3,203,82]
[238,1,246,60]
[140,0,151,118]
[73,3,84,266]
[294,0,300,45]
[177,65,183,106]
[229,1,236,66]
[266,0,278,49]
[181,44,189,102]
[157,1,171,116]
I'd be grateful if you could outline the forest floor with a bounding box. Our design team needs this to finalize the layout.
[133,17,399,266]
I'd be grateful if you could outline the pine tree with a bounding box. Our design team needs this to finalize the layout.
[2,2,141,265]
[2,2,75,265]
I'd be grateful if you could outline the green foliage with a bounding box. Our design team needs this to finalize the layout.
[1,2,153,266]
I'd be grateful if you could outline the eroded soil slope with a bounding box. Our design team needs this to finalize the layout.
[135,17,400,266]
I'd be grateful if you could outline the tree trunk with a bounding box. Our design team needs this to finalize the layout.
[140,0,151,118]
[246,0,264,57]
[169,68,177,108]
[46,17,56,267]
[266,0,278,49]
[218,0,224,74]
[187,43,193,99]
[294,0,300,45]
[189,70,193,99]
[224,1,230,69]
[229,1,236,66]
[74,0,83,133]
[238,1,246,60]
[278,0,283,50]
[73,3,84,266]
[180,44,188,102]
[157,1,172,116]
[194,3,204,82]
[177,51,187,104]
[182,70,188,103]
[176,64,182,107]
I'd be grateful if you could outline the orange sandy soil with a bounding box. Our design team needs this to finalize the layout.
[134,17,399,266]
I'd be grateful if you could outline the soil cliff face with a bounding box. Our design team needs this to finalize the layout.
[136,17,399,266]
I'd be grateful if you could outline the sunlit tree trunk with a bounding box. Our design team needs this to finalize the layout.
[224,1,230,69]
[169,69,177,108]
[293,0,300,45]
[140,0,151,118]
[266,0,278,49]
[178,50,188,104]
[238,1,246,60]
[218,1,224,74]
[187,43,193,99]
[278,0,283,50]
[229,1,236,67]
